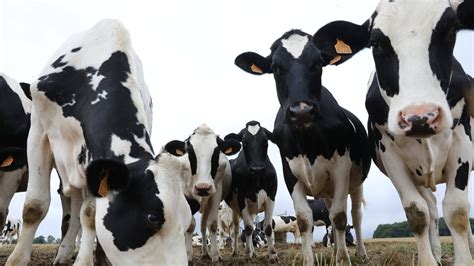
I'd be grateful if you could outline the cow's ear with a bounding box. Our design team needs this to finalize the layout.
[86,160,129,198]
[164,140,187,157]
[217,137,241,156]
[313,20,371,66]
[0,147,27,172]
[455,0,474,29]
[262,128,276,144]
[235,52,272,75]
[19,83,32,100]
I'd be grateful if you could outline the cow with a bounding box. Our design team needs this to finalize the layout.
[0,74,30,230]
[6,19,192,266]
[165,124,241,262]
[223,121,278,260]
[258,215,301,243]
[218,202,234,249]
[240,227,268,248]
[0,73,83,264]
[323,225,355,248]
[313,0,474,264]
[1,218,21,245]
[235,29,371,265]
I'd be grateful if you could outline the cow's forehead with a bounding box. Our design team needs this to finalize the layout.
[281,34,309,59]
[374,0,450,36]
[247,124,260,136]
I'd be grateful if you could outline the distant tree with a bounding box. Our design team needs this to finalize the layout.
[47,235,56,244]
[373,218,474,238]
[33,235,46,244]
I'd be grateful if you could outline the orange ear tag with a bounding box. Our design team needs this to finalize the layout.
[334,39,352,54]
[224,147,233,154]
[250,64,263,74]
[98,170,109,197]
[330,55,342,65]
[1,155,14,167]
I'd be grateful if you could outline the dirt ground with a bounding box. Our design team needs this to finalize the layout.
[0,237,455,265]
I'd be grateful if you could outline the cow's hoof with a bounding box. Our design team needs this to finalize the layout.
[269,254,279,264]
[356,252,369,263]
[201,254,212,261]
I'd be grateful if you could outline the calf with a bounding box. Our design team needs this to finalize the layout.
[7,19,191,266]
[0,74,30,229]
[240,227,267,248]
[323,225,355,247]
[224,121,278,260]
[314,0,474,264]
[259,215,301,243]
[1,218,21,245]
[165,124,240,262]
[235,29,371,264]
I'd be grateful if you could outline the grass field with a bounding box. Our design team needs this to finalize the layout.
[0,237,456,265]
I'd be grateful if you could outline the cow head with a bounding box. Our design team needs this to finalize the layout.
[313,0,474,137]
[165,124,240,197]
[224,121,274,178]
[86,151,187,252]
[0,147,28,229]
[235,30,333,128]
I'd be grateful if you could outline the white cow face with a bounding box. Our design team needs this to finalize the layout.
[0,148,28,228]
[313,0,474,137]
[165,124,240,197]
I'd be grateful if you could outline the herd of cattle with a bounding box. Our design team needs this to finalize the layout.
[0,0,473,265]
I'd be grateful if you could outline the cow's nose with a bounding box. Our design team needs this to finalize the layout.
[398,105,442,137]
[287,102,315,125]
[250,165,265,175]
[194,183,212,197]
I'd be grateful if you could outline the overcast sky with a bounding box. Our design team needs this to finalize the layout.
[1,0,473,240]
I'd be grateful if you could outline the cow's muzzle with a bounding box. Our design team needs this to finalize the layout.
[286,102,315,126]
[249,165,266,176]
[398,104,442,137]
[193,182,215,197]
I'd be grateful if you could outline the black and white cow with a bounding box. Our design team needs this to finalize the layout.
[323,225,355,247]
[165,124,240,262]
[235,29,371,264]
[224,121,278,260]
[7,19,192,265]
[313,0,474,264]
[0,74,30,230]
[1,218,21,245]
[258,215,301,242]
[240,227,268,248]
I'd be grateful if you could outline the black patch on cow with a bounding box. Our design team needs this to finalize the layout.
[429,8,459,93]
[370,29,400,97]
[37,51,154,163]
[280,216,293,224]
[71,47,82,53]
[52,55,67,68]
[210,146,220,179]
[416,169,422,177]
[78,145,86,164]
[454,160,469,190]
[102,159,165,251]
[308,199,331,226]
[187,144,197,176]
[0,76,31,151]
[19,83,31,100]
[185,196,200,215]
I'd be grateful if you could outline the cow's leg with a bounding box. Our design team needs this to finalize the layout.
[291,181,314,266]
[54,189,83,265]
[468,227,474,258]
[417,186,441,263]
[442,140,473,265]
[73,197,96,266]
[350,185,368,261]
[185,216,195,262]
[329,165,351,265]
[241,207,256,258]
[263,199,277,262]
[6,118,53,266]
[200,204,210,260]
[218,223,224,250]
[231,210,240,256]
[382,151,436,265]
[206,194,221,262]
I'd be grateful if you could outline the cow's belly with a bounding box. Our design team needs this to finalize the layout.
[286,150,360,198]
[374,123,452,186]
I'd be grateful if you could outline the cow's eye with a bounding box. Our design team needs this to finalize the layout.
[272,65,284,75]
[147,213,161,225]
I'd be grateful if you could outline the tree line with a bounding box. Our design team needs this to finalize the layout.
[373,217,474,238]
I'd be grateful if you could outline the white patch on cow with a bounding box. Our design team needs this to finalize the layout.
[0,73,31,114]
[247,124,260,136]
[374,0,453,134]
[89,73,104,91]
[110,134,137,163]
[90,90,108,105]
[61,96,76,108]
[0,167,27,228]
[347,118,356,133]
[133,133,154,155]
[281,34,309,59]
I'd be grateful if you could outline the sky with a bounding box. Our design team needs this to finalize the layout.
[0,0,473,241]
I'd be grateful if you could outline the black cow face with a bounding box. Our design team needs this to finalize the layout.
[235,30,330,127]
[225,121,274,177]
[313,0,474,137]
